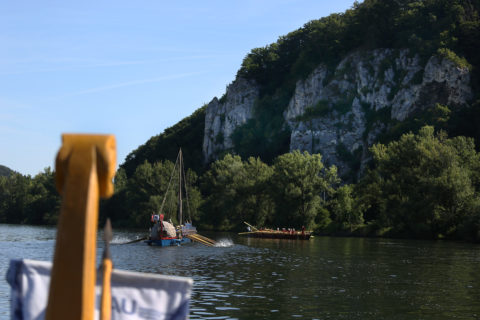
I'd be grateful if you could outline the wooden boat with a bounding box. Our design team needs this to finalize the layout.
[239,222,312,240]
[145,149,215,247]
[145,222,199,246]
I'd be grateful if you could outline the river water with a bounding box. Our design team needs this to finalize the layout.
[0,224,479,319]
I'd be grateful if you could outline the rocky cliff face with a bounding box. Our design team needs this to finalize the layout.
[203,77,259,162]
[203,49,472,176]
[285,49,472,176]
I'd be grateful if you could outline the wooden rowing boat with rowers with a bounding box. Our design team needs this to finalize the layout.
[238,222,312,240]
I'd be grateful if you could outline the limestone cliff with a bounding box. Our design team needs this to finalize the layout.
[203,77,259,162]
[285,49,472,176]
[203,49,472,176]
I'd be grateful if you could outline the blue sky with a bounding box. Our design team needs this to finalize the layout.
[1,0,358,176]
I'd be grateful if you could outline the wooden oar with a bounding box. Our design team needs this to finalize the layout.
[243,221,258,231]
[186,234,216,246]
[186,234,212,246]
[194,234,216,244]
[119,236,148,245]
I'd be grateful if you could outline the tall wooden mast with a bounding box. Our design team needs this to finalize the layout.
[178,148,183,226]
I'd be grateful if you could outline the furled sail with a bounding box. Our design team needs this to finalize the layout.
[161,221,176,238]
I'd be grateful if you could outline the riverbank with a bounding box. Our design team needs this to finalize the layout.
[314,221,480,243]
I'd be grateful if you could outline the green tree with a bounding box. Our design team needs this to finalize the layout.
[26,168,61,225]
[330,184,364,231]
[365,126,480,239]
[1,173,31,224]
[201,154,246,230]
[0,176,8,222]
[0,168,61,225]
[240,157,275,227]
[124,160,176,227]
[270,151,329,229]
[101,167,129,226]
[183,168,203,223]
[200,155,274,230]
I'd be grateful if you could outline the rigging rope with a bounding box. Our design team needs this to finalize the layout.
[158,152,180,215]
[155,149,194,224]
[182,159,192,223]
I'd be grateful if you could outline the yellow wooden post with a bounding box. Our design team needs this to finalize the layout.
[46,134,116,320]
[100,259,113,320]
[100,219,113,320]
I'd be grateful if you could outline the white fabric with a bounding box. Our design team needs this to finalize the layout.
[161,221,176,238]
[7,259,193,320]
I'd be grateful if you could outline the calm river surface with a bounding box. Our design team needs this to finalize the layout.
[1,224,479,319]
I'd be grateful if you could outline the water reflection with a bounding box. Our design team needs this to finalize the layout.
[0,224,479,319]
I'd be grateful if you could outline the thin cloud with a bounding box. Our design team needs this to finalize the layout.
[0,54,235,76]
[0,59,155,75]
[48,71,205,100]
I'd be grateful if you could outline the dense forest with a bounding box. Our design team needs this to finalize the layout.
[0,168,60,225]
[1,0,480,241]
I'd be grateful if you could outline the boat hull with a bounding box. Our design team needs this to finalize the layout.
[241,231,311,240]
[144,237,192,246]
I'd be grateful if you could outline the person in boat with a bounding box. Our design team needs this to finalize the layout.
[150,213,156,238]
[150,218,160,240]
[151,212,160,226]
[149,213,164,240]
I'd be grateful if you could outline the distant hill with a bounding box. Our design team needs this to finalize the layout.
[0,165,14,177]
[121,106,206,177]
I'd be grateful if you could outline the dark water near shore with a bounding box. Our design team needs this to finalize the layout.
[1,224,479,319]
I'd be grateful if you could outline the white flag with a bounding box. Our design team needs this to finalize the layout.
[6,259,193,320]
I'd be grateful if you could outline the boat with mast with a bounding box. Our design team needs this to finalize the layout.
[145,148,215,247]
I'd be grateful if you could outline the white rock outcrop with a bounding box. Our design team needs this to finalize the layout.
[203,77,259,162]
[285,49,472,176]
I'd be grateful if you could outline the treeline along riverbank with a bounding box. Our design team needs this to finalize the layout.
[1,126,480,242]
